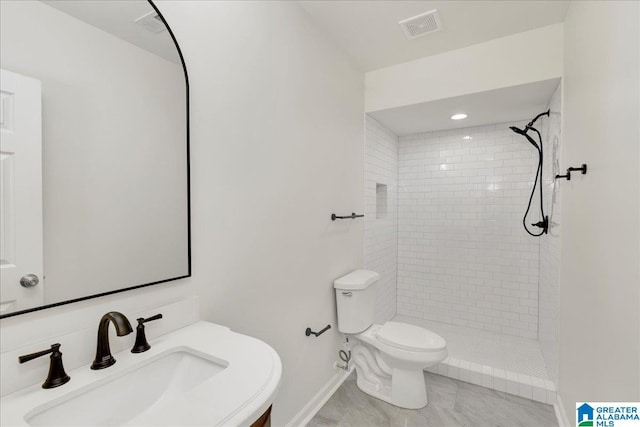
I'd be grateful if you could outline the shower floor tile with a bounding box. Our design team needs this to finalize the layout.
[393,315,549,379]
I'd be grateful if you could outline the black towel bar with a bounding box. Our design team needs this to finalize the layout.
[331,213,364,221]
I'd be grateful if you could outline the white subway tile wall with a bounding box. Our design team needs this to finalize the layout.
[537,83,562,384]
[397,122,541,339]
[365,116,399,323]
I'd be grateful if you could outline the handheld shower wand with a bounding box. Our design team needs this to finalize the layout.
[509,110,550,237]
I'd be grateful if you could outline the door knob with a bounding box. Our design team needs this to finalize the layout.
[20,274,39,288]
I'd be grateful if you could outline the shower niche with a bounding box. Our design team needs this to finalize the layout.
[376,184,388,219]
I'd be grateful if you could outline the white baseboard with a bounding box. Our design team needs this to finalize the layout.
[285,367,353,427]
[554,394,571,427]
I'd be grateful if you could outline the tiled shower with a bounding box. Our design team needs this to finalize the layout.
[364,83,562,403]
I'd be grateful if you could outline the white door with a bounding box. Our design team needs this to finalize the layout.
[0,69,43,314]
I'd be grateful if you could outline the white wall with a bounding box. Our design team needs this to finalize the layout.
[0,1,364,425]
[364,116,398,323]
[537,83,562,385]
[397,122,540,339]
[560,1,640,423]
[128,1,366,425]
[365,24,563,113]
[0,1,188,305]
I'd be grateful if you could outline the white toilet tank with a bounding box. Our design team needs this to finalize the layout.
[334,270,379,334]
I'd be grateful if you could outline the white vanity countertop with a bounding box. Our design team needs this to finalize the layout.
[0,321,282,426]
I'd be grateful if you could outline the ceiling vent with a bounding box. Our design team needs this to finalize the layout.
[134,11,166,34]
[399,10,442,40]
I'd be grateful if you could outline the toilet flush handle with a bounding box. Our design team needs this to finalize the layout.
[342,292,352,296]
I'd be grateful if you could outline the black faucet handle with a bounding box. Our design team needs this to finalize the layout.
[19,343,59,363]
[132,313,162,353]
[19,343,71,389]
[138,313,163,324]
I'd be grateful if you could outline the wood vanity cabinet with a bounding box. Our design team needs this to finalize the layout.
[251,405,272,427]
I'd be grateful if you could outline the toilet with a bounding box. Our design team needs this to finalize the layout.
[334,270,447,409]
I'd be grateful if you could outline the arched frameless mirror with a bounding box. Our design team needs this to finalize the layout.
[0,0,190,317]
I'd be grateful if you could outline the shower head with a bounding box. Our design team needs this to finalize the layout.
[510,125,540,151]
[509,126,527,136]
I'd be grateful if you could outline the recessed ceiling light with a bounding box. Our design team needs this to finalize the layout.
[451,113,467,120]
[463,135,472,140]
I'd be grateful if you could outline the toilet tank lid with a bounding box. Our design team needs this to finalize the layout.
[334,270,379,290]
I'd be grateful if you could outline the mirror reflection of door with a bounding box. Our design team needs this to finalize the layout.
[0,69,44,313]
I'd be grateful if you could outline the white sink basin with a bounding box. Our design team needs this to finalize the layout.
[1,321,281,426]
[26,349,227,426]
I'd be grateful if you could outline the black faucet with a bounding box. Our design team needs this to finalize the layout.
[90,311,133,370]
[19,343,71,389]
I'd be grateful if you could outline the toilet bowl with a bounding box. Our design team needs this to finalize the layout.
[349,322,447,409]
[334,270,448,409]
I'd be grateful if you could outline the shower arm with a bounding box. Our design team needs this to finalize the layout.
[525,110,550,131]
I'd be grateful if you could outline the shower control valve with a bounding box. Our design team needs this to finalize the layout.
[531,216,549,234]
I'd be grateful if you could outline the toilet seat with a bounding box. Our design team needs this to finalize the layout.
[374,322,446,352]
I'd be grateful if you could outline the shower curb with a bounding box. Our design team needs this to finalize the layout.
[426,356,557,405]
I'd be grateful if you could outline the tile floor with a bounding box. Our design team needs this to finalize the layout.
[308,371,558,427]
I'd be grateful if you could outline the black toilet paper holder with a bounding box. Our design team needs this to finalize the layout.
[305,325,331,337]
